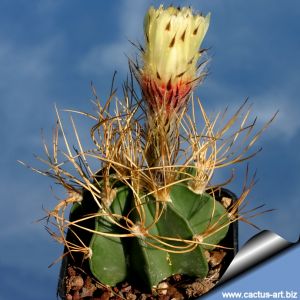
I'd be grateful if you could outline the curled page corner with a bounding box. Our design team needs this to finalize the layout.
[217,230,300,285]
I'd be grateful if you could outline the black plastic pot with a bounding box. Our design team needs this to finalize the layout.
[214,188,239,278]
[57,187,238,299]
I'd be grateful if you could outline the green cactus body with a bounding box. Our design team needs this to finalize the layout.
[69,181,229,291]
[89,187,129,286]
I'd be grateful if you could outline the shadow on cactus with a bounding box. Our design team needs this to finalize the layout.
[21,4,277,300]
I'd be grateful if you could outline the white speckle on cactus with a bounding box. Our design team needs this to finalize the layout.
[85,247,93,260]
[194,234,204,244]
[131,223,147,239]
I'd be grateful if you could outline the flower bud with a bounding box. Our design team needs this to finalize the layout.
[141,5,210,113]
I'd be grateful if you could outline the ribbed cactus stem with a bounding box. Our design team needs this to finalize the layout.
[66,179,230,291]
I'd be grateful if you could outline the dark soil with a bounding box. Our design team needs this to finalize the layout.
[62,249,226,300]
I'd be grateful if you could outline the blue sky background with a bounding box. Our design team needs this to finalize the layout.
[0,0,299,299]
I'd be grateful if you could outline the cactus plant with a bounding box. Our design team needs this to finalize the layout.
[67,182,229,291]
[22,4,276,299]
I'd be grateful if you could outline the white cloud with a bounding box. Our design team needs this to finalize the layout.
[252,89,300,141]
[0,34,63,112]
[79,42,130,75]
[0,34,65,164]
[35,0,63,14]
[78,1,147,76]
[200,74,300,142]
[121,1,148,39]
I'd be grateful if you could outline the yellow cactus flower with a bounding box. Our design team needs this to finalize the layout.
[141,5,210,113]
